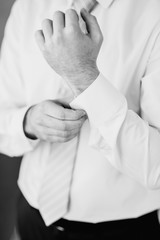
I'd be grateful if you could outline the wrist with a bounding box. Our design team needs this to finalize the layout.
[65,66,100,97]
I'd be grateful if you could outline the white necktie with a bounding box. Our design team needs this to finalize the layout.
[38,0,98,226]
[38,138,78,226]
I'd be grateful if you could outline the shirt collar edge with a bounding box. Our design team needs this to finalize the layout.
[97,0,115,8]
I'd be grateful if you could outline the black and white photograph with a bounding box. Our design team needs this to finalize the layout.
[0,0,160,239]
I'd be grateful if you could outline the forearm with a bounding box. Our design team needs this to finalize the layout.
[70,73,160,189]
[64,63,100,97]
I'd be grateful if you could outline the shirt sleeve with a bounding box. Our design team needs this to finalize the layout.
[70,32,160,190]
[0,0,39,157]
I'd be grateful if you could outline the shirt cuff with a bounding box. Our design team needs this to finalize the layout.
[9,106,39,155]
[70,73,127,126]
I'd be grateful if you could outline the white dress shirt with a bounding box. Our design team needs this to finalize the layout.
[1,0,160,224]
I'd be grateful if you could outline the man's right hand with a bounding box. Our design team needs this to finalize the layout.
[23,100,86,143]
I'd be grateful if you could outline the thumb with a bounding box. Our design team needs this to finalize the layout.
[80,8,102,41]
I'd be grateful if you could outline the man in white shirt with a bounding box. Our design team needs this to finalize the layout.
[1,0,160,239]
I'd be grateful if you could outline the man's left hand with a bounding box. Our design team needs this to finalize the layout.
[35,8,103,96]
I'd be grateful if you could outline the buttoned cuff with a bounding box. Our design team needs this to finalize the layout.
[9,106,39,155]
[70,73,127,126]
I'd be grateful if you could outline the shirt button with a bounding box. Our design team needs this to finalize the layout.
[56,226,65,231]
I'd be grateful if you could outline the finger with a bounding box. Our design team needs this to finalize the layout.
[42,100,86,121]
[35,30,45,51]
[65,9,79,28]
[53,11,65,33]
[37,126,80,143]
[38,114,86,130]
[42,19,53,41]
[80,8,103,42]
[62,108,86,121]
[39,125,81,138]
[47,133,78,143]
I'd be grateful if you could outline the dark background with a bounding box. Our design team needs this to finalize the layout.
[0,0,22,239]
[0,0,15,42]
